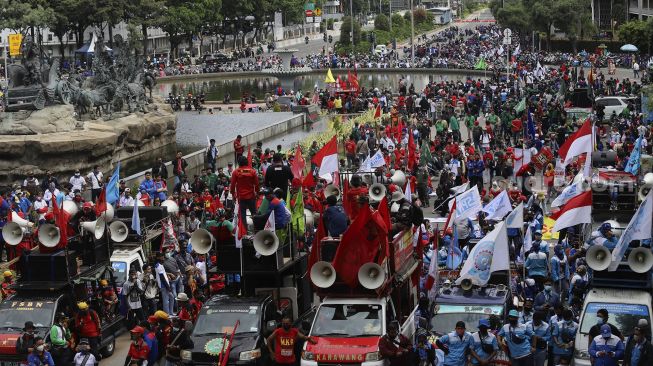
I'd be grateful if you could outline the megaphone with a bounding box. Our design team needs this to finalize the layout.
[100,203,114,221]
[161,200,179,215]
[10,213,33,229]
[357,262,386,289]
[369,183,386,202]
[190,228,214,254]
[461,278,473,291]
[628,247,653,273]
[389,170,406,188]
[137,200,145,206]
[38,224,60,248]
[109,221,129,243]
[81,218,106,240]
[304,209,314,228]
[310,261,336,288]
[2,222,24,246]
[62,200,79,217]
[325,185,340,199]
[246,216,254,232]
[639,173,653,201]
[586,245,611,271]
[253,230,279,256]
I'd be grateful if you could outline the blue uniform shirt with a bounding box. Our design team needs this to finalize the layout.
[439,330,474,366]
[526,321,550,353]
[552,320,578,356]
[498,323,534,359]
[470,331,498,365]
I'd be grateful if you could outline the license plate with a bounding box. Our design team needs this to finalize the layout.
[3,362,23,366]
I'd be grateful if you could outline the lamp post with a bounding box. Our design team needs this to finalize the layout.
[410,0,414,65]
[351,0,355,48]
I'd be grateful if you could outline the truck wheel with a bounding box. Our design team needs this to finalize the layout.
[101,338,115,358]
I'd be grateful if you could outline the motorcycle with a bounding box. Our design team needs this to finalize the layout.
[305,36,309,44]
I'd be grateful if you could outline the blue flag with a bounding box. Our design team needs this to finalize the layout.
[625,137,642,175]
[446,226,462,269]
[527,110,536,140]
[106,162,121,205]
[131,202,141,235]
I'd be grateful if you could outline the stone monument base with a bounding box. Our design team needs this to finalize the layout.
[0,99,177,188]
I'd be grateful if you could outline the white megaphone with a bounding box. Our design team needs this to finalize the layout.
[369,183,386,202]
[325,185,340,199]
[304,209,315,228]
[310,261,337,288]
[460,278,473,291]
[100,203,114,221]
[628,247,653,273]
[109,221,129,243]
[38,224,60,248]
[161,200,179,215]
[137,200,145,206]
[639,173,653,201]
[62,200,79,217]
[10,213,33,229]
[246,216,254,232]
[81,218,106,240]
[253,230,279,256]
[586,245,611,271]
[357,262,386,289]
[389,170,406,187]
[190,228,214,254]
[2,222,24,246]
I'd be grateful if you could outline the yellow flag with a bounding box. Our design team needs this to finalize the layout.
[325,68,336,83]
[542,217,559,240]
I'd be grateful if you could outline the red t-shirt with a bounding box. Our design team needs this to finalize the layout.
[127,339,150,360]
[273,327,298,364]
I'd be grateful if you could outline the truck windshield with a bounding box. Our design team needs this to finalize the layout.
[311,304,382,337]
[0,300,56,329]
[111,261,127,285]
[431,313,490,335]
[193,307,260,336]
[580,302,650,337]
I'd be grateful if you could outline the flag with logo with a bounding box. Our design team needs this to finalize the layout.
[452,186,483,221]
[455,222,509,286]
[608,189,653,271]
[551,178,585,207]
[625,136,643,175]
[131,201,141,235]
[290,190,305,237]
[482,190,512,221]
[474,57,487,70]
[506,202,524,229]
[420,142,433,167]
[106,162,121,205]
[514,98,526,113]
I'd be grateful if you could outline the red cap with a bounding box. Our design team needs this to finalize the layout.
[147,316,158,324]
[44,212,54,221]
[130,326,145,334]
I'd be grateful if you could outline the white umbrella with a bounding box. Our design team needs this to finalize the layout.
[620,44,638,52]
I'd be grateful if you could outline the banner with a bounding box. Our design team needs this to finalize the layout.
[482,190,512,221]
[8,34,22,56]
[455,222,509,286]
[608,189,653,271]
[453,186,482,220]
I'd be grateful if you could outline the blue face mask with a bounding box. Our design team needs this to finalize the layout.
[597,317,605,326]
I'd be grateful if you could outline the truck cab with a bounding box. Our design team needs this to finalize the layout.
[110,245,146,291]
[183,295,279,365]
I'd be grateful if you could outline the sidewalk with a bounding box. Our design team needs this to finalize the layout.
[396,8,488,49]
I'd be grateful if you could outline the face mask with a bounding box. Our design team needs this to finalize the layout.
[165,252,173,259]
[634,334,641,342]
[509,319,518,326]
[544,285,552,292]
[597,317,605,326]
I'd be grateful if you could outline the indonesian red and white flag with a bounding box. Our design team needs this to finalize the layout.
[550,190,592,232]
[232,200,248,248]
[311,136,339,179]
[558,118,592,166]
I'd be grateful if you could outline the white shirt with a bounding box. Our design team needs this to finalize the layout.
[69,175,86,191]
[87,171,103,190]
[155,262,169,288]
[43,189,60,205]
[119,195,135,207]
[33,199,48,220]
[73,352,97,366]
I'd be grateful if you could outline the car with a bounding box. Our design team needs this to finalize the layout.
[595,96,637,121]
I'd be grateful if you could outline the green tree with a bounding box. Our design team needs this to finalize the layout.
[617,20,652,53]
[495,2,532,35]
[94,0,128,47]
[339,16,361,46]
[125,0,165,55]
[158,1,201,58]
[0,0,55,36]
[531,0,557,50]
[554,0,595,52]
[374,14,390,31]
[391,13,404,28]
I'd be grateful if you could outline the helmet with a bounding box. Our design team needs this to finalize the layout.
[3,271,12,278]
[154,310,169,320]
[77,302,89,310]
[99,279,109,287]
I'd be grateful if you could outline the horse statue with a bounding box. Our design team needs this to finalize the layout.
[142,69,157,101]
[7,36,50,88]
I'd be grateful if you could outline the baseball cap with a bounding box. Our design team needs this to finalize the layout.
[601,324,612,338]
[508,309,519,318]
[478,319,490,328]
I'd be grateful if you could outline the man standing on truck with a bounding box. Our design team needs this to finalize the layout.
[74,302,102,360]
[267,316,315,366]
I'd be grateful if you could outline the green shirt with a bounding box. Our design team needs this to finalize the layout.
[449,116,460,131]
[466,115,476,128]
[486,114,498,125]
[435,119,447,132]
[49,324,70,346]
[205,219,234,231]
[206,173,219,190]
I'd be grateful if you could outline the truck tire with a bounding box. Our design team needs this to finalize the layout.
[101,338,116,358]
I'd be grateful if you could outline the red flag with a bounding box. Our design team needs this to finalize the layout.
[312,136,338,177]
[395,119,405,141]
[374,104,381,119]
[333,206,385,288]
[291,146,306,179]
[341,178,350,216]
[373,197,391,264]
[247,145,252,167]
[348,71,359,92]
[303,172,315,188]
[308,208,326,283]
[332,171,340,188]
[408,129,417,170]
[52,198,68,248]
[95,187,107,217]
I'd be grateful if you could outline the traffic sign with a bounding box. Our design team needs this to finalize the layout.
[305,9,313,17]
[315,8,322,16]
[503,28,512,38]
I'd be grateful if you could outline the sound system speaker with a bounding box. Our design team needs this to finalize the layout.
[20,251,77,282]
[215,238,284,272]
[319,238,340,262]
[115,207,168,226]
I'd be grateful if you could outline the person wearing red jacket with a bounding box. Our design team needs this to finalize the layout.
[378,323,413,366]
[74,302,101,359]
[230,155,260,224]
[125,326,150,366]
[233,135,245,162]
[345,137,357,168]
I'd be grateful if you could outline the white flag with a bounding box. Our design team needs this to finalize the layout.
[369,150,386,168]
[264,210,276,232]
[357,154,372,173]
[522,225,533,254]
[405,181,412,203]
[497,45,504,56]
[506,202,524,229]
[551,178,585,207]
[233,200,243,248]
[451,182,469,195]
[455,222,509,286]
[453,185,482,220]
[482,190,512,221]
[608,189,653,271]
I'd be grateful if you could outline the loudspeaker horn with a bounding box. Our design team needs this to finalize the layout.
[81,218,106,240]
[325,185,340,199]
[190,228,214,254]
[357,262,386,289]
[2,222,24,246]
[310,261,337,288]
[389,170,406,188]
[38,224,60,248]
[253,230,279,256]
[304,209,315,228]
[161,200,179,215]
[639,186,652,202]
[109,221,129,243]
[628,247,653,273]
[10,213,33,228]
[100,203,114,221]
[586,245,611,271]
[461,278,473,291]
[62,200,79,217]
[369,183,386,202]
